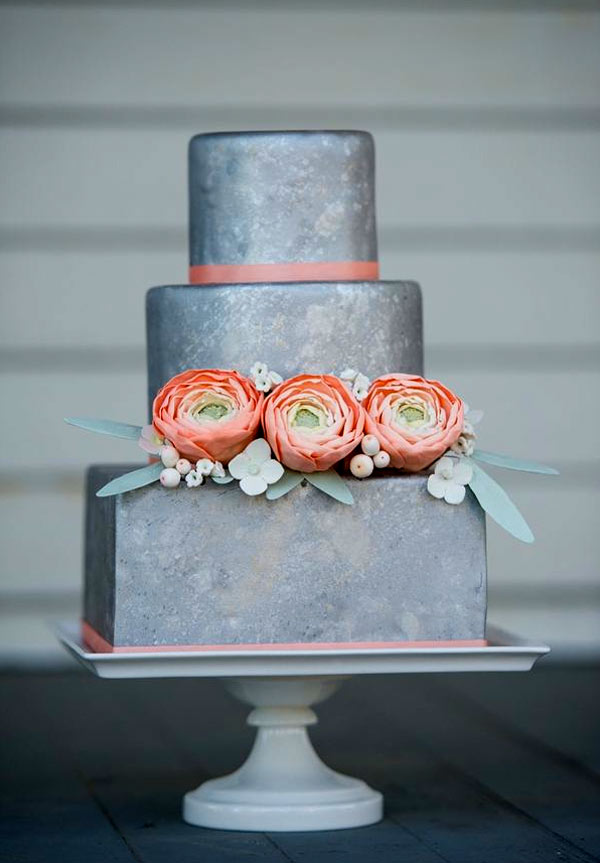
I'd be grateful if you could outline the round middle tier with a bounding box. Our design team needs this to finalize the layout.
[146,280,422,411]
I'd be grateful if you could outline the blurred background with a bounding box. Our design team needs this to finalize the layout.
[0,2,598,666]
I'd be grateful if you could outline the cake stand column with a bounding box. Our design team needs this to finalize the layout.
[183,676,383,831]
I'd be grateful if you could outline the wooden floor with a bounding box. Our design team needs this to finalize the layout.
[2,666,600,862]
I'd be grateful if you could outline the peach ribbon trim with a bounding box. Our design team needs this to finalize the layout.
[189,260,379,285]
[82,620,487,654]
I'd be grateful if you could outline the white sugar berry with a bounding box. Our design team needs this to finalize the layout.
[160,445,179,468]
[159,467,181,488]
[361,434,380,456]
[350,454,374,478]
[176,458,192,476]
[373,450,391,469]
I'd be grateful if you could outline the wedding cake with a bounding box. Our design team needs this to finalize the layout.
[81,131,491,652]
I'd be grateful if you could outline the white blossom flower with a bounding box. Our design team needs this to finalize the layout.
[210,461,226,478]
[339,368,370,402]
[250,362,283,393]
[451,432,475,457]
[352,372,370,402]
[451,403,483,457]
[196,458,215,476]
[185,469,204,488]
[228,438,285,496]
[427,456,473,505]
[254,374,271,392]
[250,361,269,378]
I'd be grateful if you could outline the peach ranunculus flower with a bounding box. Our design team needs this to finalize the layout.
[363,374,464,472]
[152,369,264,464]
[262,374,366,473]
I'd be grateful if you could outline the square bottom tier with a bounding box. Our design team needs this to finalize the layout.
[83,465,487,651]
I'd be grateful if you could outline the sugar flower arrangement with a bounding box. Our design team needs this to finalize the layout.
[66,363,557,543]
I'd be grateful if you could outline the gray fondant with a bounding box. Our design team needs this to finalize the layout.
[84,465,487,648]
[146,280,423,408]
[189,131,377,267]
[83,128,486,651]
[84,467,118,643]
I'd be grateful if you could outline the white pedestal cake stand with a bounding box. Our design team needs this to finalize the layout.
[57,622,548,833]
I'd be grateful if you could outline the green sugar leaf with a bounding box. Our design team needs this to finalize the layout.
[304,469,354,505]
[266,469,304,500]
[473,449,559,475]
[96,462,163,497]
[65,417,142,441]
[468,462,534,543]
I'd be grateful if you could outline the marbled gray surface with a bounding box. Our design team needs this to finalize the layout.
[188,131,377,267]
[84,467,117,641]
[146,280,422,408]
[84,464,487,647]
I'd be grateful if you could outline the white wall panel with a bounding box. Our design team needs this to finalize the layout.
[1,250,598,351]
[0,2,598,662]
[3,128,600,229]
[0,371,147,472]
[0,488,83,595]
[2,7,599,108]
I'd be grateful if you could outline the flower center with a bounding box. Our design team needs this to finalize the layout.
[197,403,228,420]
[247,462,261,476]
[398,405,426,425]
[288,400,330,433]
[188,392,235,425]
[392,396,437,434]
[295,408,321,428]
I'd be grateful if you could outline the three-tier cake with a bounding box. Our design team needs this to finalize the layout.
[82,131,487,652]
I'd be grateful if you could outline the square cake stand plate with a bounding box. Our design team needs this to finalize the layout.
[56,622,549,833]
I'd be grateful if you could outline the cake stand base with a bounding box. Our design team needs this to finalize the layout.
[56,622,549,832]
[183,677,381,831]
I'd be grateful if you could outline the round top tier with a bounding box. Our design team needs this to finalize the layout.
[188,131,378,284]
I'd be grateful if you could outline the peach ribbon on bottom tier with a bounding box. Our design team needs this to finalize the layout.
[82,620,487,653]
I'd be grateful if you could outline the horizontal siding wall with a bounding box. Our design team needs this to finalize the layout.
[3,129,600,227]
[0,2,599,663]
